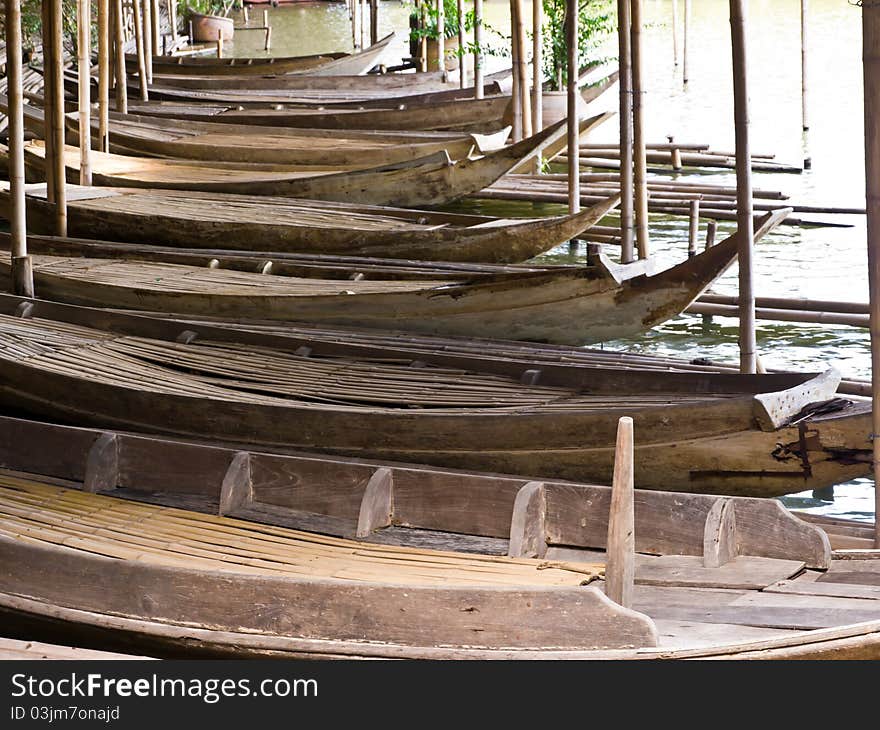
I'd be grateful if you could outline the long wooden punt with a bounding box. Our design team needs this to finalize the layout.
[0,293,868,497]
[0,210,765,345]
[12,100,511,167]
[1,414,880,659]
[19,116,581,207]
[0,184,619,263]
[118,33,395,76]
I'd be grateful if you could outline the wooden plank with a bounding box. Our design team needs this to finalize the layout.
[507,481,546,558]
[606,417,634,607]
[766,571,880,600]
[363,526,509,555]
[703,497,738,567]
[635,555,804,590]
[218,451,252,516]
[356,467,393,537]
[753,368,841,430]
[652,619,800,650]
[83,432,118,493]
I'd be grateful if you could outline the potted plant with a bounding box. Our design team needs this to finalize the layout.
[183,0,237,43]
[408,0,464,71]
[539,0,615,124]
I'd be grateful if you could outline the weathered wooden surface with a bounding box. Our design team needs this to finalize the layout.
[0,637,147,660]
[356,467,393,537]
[507,481,546,558]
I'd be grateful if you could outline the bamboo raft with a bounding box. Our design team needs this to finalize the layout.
[0,209,756,344]
[0,294,868,497]
[2,414,880,659]
[0,184,619,263]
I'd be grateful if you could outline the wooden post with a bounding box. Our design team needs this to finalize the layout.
[150,0,160,53]
[360,0,366,50]
[687,199,700,258]
[730,0,756,374]
[801,0,809,131]
[458,0,466,88]
[515,0,531,137]
[133,0,149,100]
[98,0,110,152]
[605,416,634,609]
[617,0,634,263]
[168,0,178,45]
[49,0,67,233]
[143,0,153,83]
[532,0,542,131]
[631,0,650,259]
[113,0,129,114]
[6,0,34,297]
[683,0,690,84]
[474,0,483,97]
[706,219,717,249]
[371,0,379,46]
[77,0,93,186]
[436,0,445,74]
[671,0,679,66]
[216,30,224,58]
[509,0,522,141]
[861,1,880,547]
[41,0,55,203]
[419,2,428,71]
[566,0,578,213]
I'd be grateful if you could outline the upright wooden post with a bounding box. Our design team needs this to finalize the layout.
[801,0,809,131]
[77,0,93,186]
[98,0,110,152]
[371,0,379,46]
[360,0,366,50]
[113,0,129,114]
[617,0,634,263]
[509,0,522,140]
[6,0,34,297]
[566,0,578,213]
[532,0,543,131]
[150,0,160,53]
[683,0,690,84]
[168,0,178,45]
[687,199,700,257]
[216,30,223,58]
[861,1,880,547]
[605,417,634,609]
[419,1,428,71]
[473,0,483,98]
[671,0,679,66]
[631,0,649,259]
[458,0,466,88]
[730,0,756,374]
[514,0,531,137]
[143,0,153,82]
[48,0,67,233]
[436,0,445,74]
[133,0,149,101]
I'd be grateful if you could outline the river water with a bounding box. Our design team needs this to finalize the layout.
[229,0,874,522]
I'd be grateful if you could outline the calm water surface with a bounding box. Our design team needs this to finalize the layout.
[231,0,873,521]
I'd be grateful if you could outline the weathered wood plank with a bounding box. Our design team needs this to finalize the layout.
[703,497,738,568]
[356,467,393,537]
[507,481,546,558]
[766,571,880,600]
[218,451,252,516]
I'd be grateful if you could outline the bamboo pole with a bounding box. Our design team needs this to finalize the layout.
[801,0,809,131]
[861,1,880,547]
[514,0,531,137]
[143,0,153,82]
[113,0,129,114]
[687,199,700,257]
[617,0,634,263]
[509,0,522,140]
[150,0,160,53]
[730,0,756,374]
[671,0,679,66]
[133,0,149,101]
[605,417,634,609]
[566,0,578,213]
[49,0,67,234]
[77,0,93,186]
[419,2,428,71]
[168,0,178,45]
[41,0,55,204]
[216,30,223,58]
[683,0,690,84]
[98,0,110,152]
[360,0,366,51]
[532,0,543,131]
[437,0,445,74]
[631,0,649,259]
[458,0,467,88]
[371,0,379,46]
[6,0,33,297]
[474,0,483,98]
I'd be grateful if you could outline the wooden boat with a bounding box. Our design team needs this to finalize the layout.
[0,209,754,345]
[17,115,583,207]
[13,100,511,167]
[119,32,397,77]
[0,184,618,263]
[1,413,880,658]
[188,12,234,42]
[0,293,868,497]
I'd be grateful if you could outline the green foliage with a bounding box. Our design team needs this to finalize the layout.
[408,1,510,61]
[16,0,78,53]
[541,0,615,90]
[182,0,237,19]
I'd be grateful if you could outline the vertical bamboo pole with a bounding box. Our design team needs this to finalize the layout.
[77,0,93,186]
[150,0,160,52]
[419,2,428,71]
[360,0,366,51]
[687,199,700,257]
[114,0,129,114]
[801,0,809,131]
[458,0,467,88]
[143,0,153,82]
[671,0,678,66]
[566,0,579,213]
[41,0,56,204]
[49,0,67,234]
[730,0,756,374]
[515,0,531,137]
[168,0,178,45]
[98,0,110,152]
[605,417,634,609]
[216,30,223,58]
[133,0,149,101]
[437,0,445,74]
[474,0,483,97]
[371,0,379,46]
[683,0,690,84]
[617,0,634,263]
[532,0,542,131]
[509,0,522,141]
[6,0,33,297]
[861,2,880,547]
[631,0,649,259]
